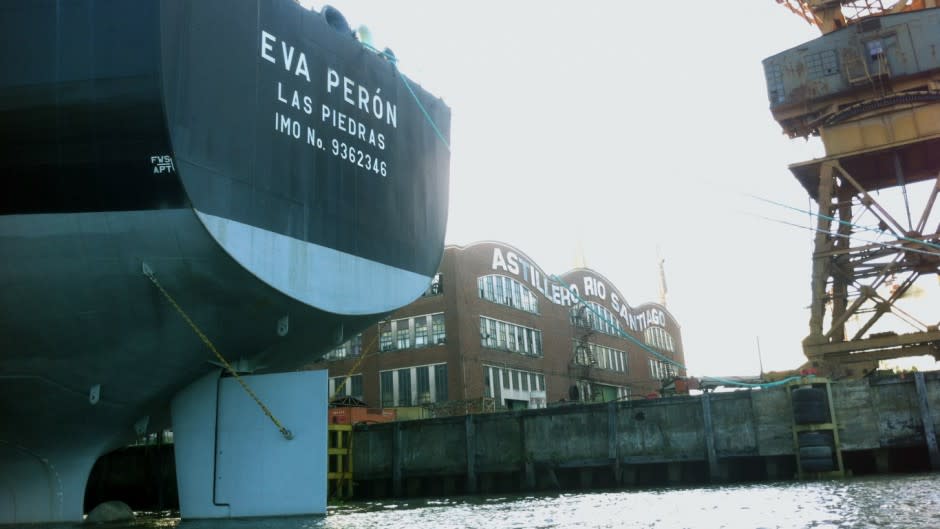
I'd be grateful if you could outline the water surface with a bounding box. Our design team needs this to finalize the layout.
[74,473,940,529]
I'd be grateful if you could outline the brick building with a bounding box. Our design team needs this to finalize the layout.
[310,241,686,413]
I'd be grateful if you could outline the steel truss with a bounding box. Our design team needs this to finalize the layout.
[777,0,936,33]
[804,161,940,369]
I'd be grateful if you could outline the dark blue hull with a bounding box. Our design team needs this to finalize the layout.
[0,0,450,523]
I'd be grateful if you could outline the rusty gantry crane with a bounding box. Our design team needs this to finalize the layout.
[764,1,940,375]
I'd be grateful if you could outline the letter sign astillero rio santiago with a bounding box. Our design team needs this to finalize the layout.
[489,247,667,333]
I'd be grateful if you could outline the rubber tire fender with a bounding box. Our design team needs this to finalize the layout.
[799,446,833,459]
[793,401,829,424]
[800,456,836,473]
[792,388,830,424]
[797,431,832,448]
[791,387,826,403]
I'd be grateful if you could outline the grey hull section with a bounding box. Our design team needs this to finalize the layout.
[0,208,377,523]
[0,0,450,522]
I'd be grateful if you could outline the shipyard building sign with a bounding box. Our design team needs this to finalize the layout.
[490,247,666,332]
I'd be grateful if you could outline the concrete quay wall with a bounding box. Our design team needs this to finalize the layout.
[352,371,940,497]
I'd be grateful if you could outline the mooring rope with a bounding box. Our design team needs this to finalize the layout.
[359,41,451,152]
[142,263,293,440]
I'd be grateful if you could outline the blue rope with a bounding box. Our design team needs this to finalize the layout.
[748,192,940,252]
[551,274,811,390]
[360,42,451,152]
[752,211,940,259]
[397,72,451,152]
[702,374,811,389]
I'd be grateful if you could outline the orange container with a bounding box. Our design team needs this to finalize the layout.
[329,407,397,425]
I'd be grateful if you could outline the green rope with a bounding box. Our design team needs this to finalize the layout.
[751,211,940,259]
[360,42,451,152]
[703,374,810,389]
[748,192,940,252]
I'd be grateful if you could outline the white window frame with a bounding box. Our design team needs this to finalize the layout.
[480,316,542,357]
[379,362,448,406]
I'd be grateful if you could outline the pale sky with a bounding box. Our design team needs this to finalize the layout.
[305,1,937,376]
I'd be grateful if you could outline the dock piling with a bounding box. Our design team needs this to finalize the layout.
[392,422,402,497]
[914,372,940,470]
[465,415,477,493]
[701,392,722,482]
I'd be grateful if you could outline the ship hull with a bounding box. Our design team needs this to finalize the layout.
[0,208,378,522]
[0,0,450,523]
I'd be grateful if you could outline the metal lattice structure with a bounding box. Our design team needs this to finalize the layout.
[765,4,940,374]
[799,159,940,368]
[777,1,937,33]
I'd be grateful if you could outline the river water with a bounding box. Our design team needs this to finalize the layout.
[61,473,940,529]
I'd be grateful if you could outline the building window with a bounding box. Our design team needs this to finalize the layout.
[422,273,443,297]
[351,374,363,398]
[574,342,628,373]
[649,359,678,381]
[571,302,622,337]
[577,380,630,402]
[478,274,539,314]
[329,374,363,400]
[380,371,395,407]
[576,345,589,366]
[325,345,344,361]
[431,313,446,344]
[481,318,496,348]
[398,368,412,406]
[764,62,785,104]
[805,49,839,80]
[434,364,448,401]
[416,366,431,404]
[350,335,362,357]
[322,333,363,361]
[480,316,542,357]
[379,322,394,352]
[396,320,411,350]
[379,363,449,407]
[379,313,445,352]
[577,381,629,403]
[644,326,676,353]
[483,365,546,409]
[605,344,627,372]
[415,317,428,347]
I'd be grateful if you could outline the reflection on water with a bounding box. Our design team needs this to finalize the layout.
[63,473,940,529]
